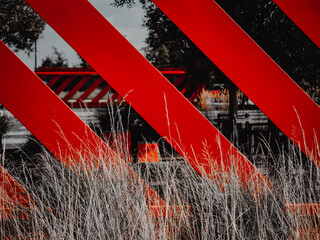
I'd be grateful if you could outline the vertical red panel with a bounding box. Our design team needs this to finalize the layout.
[138,143,160,163]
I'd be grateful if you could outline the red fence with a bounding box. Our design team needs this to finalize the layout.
[0,0,319,231]
[35,67,201,108]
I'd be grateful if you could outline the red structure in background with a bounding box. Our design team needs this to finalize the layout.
[35,67,200,108]
[138,143,160,163]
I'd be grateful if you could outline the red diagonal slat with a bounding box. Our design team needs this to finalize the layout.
[173,76,186,88]
[54,76,76,95]
[0,166,35,219]
[76,77,104,104]
[46,76,60,88]
[62,76,91,103]
[25,0,269,186]
[91,84,112,104]
[151,0,320,166]
[109,92,119,103]
[272,0,320,48]
[0,41,164,206]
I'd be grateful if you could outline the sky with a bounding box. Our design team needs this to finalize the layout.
[16,0,147,70]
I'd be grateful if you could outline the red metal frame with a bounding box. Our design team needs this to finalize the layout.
[62,76,91,102]
[75,77,104,105]
[46,76,60,88]
[54,76,76,95]
[151,0,320,167]
[36,68,189,108]
[272,0,320,48]
[36,67,186,76]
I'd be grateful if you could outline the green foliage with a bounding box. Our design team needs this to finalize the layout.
[0,0,45,52]
[40,47,68,68]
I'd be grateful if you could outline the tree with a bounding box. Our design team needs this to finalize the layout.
[0,0,46,52]
[40,47,68,68]
[113,0,320,98]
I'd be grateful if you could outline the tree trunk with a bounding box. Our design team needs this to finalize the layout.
[229,83,238,143]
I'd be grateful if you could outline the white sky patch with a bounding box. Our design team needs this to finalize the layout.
[15,0,147,70]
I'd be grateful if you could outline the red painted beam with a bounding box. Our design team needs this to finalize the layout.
[38,71,97,75]
[46,76,60,88]
[109,92,120,103]
[160,70,186,75]
[35,67,186,76]
[35,67,95,75]
[272,0,320,48]
[91,85,112,104]
[54,76,76,95]
[62,76,91,103]
[42,71,188,105]
[25,0,269,187]
[40,70,190,107]
[173,76,187,88]
[151,0,320,166]
[76,77,103,104]
[0,41,164,206]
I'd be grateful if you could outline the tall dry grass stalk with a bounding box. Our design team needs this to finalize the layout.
[1,106,320,239]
